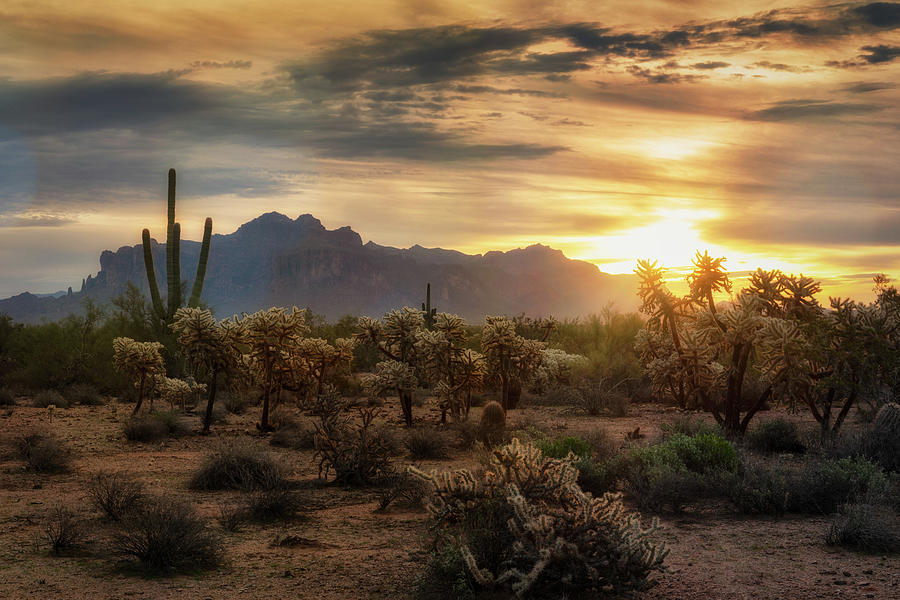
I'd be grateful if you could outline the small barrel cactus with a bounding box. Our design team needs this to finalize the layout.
[480,400,506,431]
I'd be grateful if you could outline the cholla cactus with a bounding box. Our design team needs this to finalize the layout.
[416,313,484,421]
[112,337,165,414]
[239,306,309,431]
[531,348,588,394]
[482,316,546,410]
[355,307,424,426]
[288,337,355,405]
[171,307,244,432]
[155,376,206,411]
[411,438,667,597]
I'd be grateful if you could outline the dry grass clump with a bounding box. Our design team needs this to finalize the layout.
[405,428,451,460]
[190,440,286,491]
[15,429,70,473]
[87,471,145,521]
[44,507,82,555]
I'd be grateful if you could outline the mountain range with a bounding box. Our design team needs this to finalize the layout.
[0,212,639,323]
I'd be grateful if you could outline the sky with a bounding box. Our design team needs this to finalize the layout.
[0,0,898,301]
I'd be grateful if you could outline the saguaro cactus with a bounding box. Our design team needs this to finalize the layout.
[421,283,437,329]
[141,169,213,323]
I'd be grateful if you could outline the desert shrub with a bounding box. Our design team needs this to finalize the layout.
[574,457,617,496]
[537,384,580,407]
[826,503,900,553]
[88,471,144,521]
[406,428,451,460]
[537,435,592,459]
[449,420,480,450]
[415,537,477,600]
[787,457,885,514]
[122,415,168,442]
[65,383,104,406]
[624,463,708,513]
[148,409,188,436]
[412,439,667,598]
[32,389,68,409]
[270,423,317,450]
[190,441,285,491]
[16,430,70,473]
[635,433,738,474]
[582,427,620,462]
[220,391,252,415]
[0,387,16,406]
[44,507,82,555]
[659,415,720,439]
[746,418,805,454]
[377,469,430,511]
[314,407,393,485]
[113,496,222,572]
[728,461,790,516]
[242,487,301,522]
[217,502,247,532]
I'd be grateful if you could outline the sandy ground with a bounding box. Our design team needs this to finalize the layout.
[0,398,897,600]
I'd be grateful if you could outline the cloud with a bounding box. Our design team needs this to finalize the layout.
[702,210,900,247]
[0,214,76,227]
[190,60,253,69]
[745,99,884,121]
[692,61,730,70]
[859,44,900,63]
[841,81,896,93]
[750,60,812,73]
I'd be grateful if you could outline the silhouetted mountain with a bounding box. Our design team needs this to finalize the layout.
[0,213,638,323]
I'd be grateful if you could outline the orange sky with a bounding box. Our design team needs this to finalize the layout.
[0,1,898,302]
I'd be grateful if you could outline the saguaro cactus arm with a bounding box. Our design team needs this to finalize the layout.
[141,228,165,318]
[188,217,213,308]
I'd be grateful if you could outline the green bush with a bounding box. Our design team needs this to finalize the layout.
[788,457,885,514]
[190,441,286,491]
[574,457,617,496]
[728,461,789,516]
[826,503,900,554]
[746,419,805,454]
[659,415,720,439]
[538,435,592,459]
[624,463,708,513]
[634,433,738,474]
[32,389,69,409]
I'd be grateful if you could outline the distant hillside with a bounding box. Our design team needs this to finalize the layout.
[0,212,639,323]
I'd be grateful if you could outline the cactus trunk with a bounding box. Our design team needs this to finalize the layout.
[188,217,213,308]
[141,229,165,318]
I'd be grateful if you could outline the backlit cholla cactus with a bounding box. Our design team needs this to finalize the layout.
[530,348,588,394]
[288,337,355,405]
[416,313,485,422]
[482,316,545,410]
[411,438,667,598]
[240,307,310,432]
[155,376,206,411]
[171,307,244,433]
[355,307,424,426]
[362,360,418,410]
[112,337,165,414]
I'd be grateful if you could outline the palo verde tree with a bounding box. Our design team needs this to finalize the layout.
[355,307,423,426]
[170,307,244,433]
[416,313,485,422]
[481,315,546,411]
[141,169,213,332]
[240,306,310,432]
[112,337,165,414]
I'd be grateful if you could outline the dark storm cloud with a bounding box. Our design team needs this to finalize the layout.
[745,99,885,121]
[860,44,900,63]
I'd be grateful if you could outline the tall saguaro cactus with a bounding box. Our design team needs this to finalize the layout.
[421,282,437,329]
[141,169,213,323]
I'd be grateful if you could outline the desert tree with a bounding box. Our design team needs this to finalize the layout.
[112,337,165,414]
[355,307,423,426]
